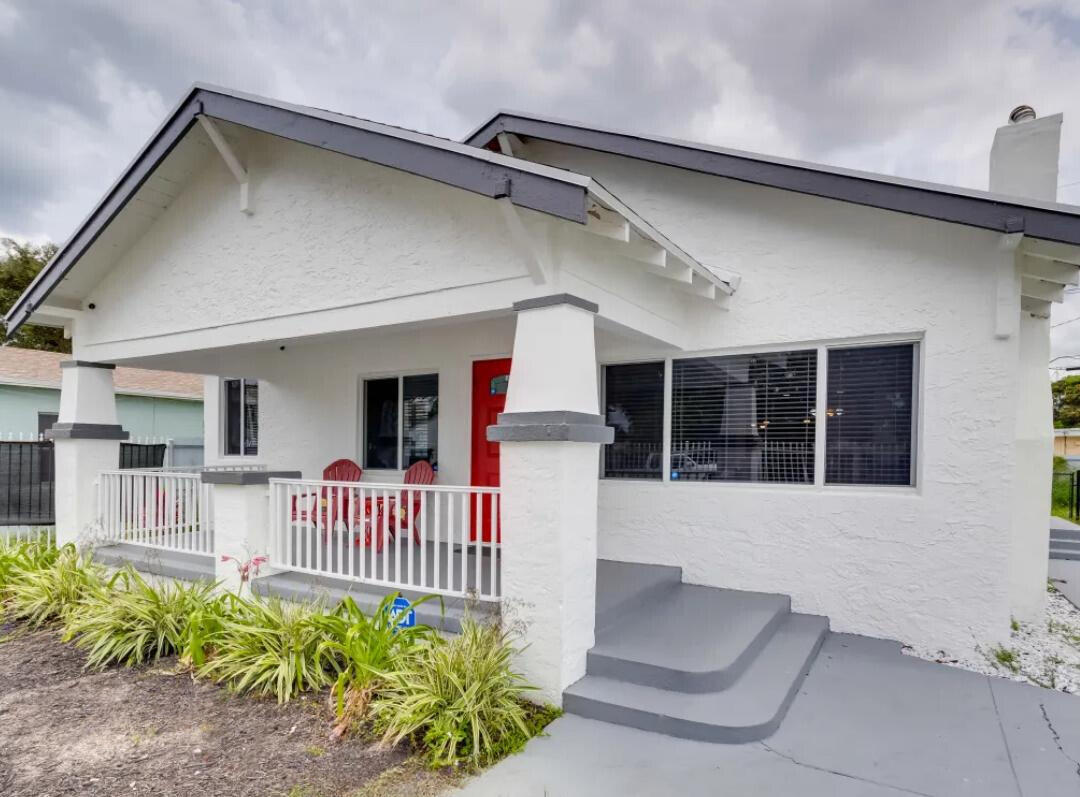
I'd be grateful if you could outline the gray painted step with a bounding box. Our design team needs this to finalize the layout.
[251,570,497,633]
[565,613,829,743]
[94,543,215,582]
[588,583,790,692]
[1050,529,1080,542]
[1050,548,1080,561]
[1050,539,1080,551]
[595,560,682,633]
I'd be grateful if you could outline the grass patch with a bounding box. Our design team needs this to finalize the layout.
[989,644,1021,673]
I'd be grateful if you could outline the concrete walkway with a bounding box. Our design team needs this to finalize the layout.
[456,634,1080,796]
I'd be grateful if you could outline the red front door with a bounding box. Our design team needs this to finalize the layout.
[471,358,510,542]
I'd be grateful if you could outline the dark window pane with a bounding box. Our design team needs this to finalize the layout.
[671,351,817,483]
[604,362,664,479]
[403,374,438,469]
[224,379,241,456]
[365,378,399,469]
[825,344,915,486]
[243,381,259,456]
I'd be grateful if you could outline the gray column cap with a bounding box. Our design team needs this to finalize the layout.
[512,294,599,314]
[200,470,301,485]
[487,410,613,443]
[59,360,116,370]
[46,423,129,440]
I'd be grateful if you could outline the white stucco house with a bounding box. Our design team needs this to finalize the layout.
[6,86,1079,740]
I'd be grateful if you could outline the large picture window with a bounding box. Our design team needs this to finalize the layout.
[223,378,258,456]
[364,374,438,470]
[603,362,664,479]
[671,351,817,483]
[824,344,916,486]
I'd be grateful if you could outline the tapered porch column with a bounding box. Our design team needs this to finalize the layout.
[489,295,613,704]
[47,361,128,546]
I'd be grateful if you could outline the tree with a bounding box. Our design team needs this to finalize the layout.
[1052,375,1080,428]
[0,238,70,353]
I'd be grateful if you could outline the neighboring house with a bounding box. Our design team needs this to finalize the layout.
[1054,428,1080,462]
[0,346,203,441]
[5,86,1079,739]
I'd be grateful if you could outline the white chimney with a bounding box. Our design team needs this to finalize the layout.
[989,105,1062,202]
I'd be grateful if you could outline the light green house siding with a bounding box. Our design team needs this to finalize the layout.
[0,384,202,439]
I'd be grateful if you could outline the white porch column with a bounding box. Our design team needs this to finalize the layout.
[202,470,298,593]
[489,294,613,704]
[47,361,128,547]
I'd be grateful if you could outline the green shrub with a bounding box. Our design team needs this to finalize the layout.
[312,593,437,736]
[63,567,223,668]
[0,534,59,595]
[197,595,333,702]
[6,544,102,627]
[372,618,540,769]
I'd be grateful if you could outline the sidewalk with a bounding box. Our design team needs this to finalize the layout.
[456,633,1080,796]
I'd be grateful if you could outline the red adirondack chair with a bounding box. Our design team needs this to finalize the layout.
[361,460,435,551]
[291,458,362,533]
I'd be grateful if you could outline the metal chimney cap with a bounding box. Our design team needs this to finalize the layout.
[1009,105,1037,124]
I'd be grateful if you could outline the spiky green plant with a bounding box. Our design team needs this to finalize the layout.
[197,595,333,702]
[0,534,59,595]
[372,618,538,769]
[63,567,223,668]
[6,544,102,627]
[312,593,438,736]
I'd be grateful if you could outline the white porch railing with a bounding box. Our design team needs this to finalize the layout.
[268,479,501,602]
[97,470,214,554]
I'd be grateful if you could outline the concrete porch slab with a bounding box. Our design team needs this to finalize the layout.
[93,543,215,582]
[456,633,1080,796]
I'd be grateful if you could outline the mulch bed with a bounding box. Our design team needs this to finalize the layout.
[0,622,443,797]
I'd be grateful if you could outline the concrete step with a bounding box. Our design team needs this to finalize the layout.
[588,583,790,692]
[1050,539,1080,551]
[1051,529,1080,542]
[565,613,829,743]
[251,570,497,633]
[1050,548,1080,562]
[595,559,682,634]
[94,543,215,582]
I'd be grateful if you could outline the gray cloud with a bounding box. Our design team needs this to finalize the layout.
[3,0,1080,356]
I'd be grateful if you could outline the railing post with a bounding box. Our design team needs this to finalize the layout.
[202,470,299,593]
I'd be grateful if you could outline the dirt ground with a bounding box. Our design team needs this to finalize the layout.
[0,624,455,797]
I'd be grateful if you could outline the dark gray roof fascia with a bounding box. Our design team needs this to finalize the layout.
[464,111,1080,247]
[4,87,591,339]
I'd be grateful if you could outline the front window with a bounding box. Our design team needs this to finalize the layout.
[223,378,258,456]
[670,351,817,483]
[364,374,439,470]
[824,344,917,486]
[603,362,664,480]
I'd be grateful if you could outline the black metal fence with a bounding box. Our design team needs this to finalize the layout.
[0,440,168,527]
[0,440,55,525]
[1053,470,1080,520]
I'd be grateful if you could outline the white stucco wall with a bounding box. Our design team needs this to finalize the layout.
[517,140,1022,654]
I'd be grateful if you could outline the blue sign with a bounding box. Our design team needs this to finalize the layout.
[390,596,416,629]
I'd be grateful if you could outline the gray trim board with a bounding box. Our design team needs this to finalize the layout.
[45,423,129,440]
[488,411,614,443]
[59,360,115,370]
[200,470,301,485]
[513,294,599,313]
[3,86,592,340]
[465,112,1080,247]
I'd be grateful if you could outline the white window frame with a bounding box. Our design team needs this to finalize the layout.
[358,370,440,473]
[221,377,258,458]
[599,333,923,491]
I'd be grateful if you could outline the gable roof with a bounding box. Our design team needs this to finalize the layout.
[0,347,202,400]
[464,110,1080,247]
[4,85,735,338]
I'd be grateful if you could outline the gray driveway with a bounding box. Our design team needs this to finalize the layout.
[456,634,1080,796]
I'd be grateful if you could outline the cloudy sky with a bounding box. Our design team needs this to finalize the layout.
[3,1,1080,359]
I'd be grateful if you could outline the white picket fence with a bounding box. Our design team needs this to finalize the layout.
[268,478,501,602]
[96,470,214,554]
